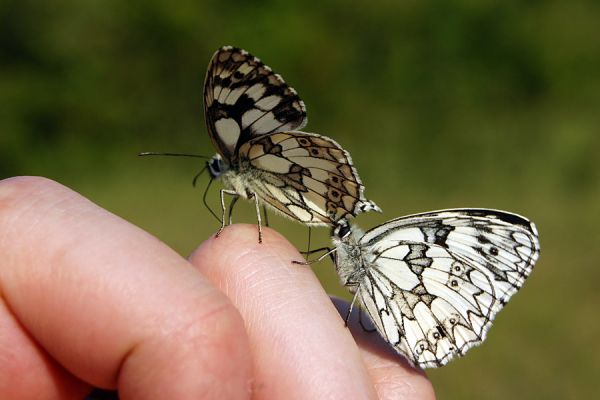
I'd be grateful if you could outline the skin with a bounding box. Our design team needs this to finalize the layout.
[0,176,435,400]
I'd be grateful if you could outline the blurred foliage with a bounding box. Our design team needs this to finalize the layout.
[1,0,599,398]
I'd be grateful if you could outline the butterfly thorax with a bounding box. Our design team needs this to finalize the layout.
[208,153,258,199]
[332,225,369,291]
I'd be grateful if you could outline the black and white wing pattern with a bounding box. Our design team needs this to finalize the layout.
[202,46,380,231]
[337,209,539,368]
[204,46,307,162]
[239,131,380,225]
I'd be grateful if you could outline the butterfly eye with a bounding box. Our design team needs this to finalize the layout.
[334,221,351,239]
[208,158,221,175]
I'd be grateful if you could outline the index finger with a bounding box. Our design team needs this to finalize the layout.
[191,225,435,400]
[191,225,428,399]
[190,225,378,399]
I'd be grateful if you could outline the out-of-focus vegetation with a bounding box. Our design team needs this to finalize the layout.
[1,0,599,398]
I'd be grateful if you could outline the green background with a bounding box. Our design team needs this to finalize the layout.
[2,1,599,398]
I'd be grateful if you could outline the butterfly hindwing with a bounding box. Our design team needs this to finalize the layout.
[341,209,539,367]
[360,239,504,367]
[238,131,380,225]
[204,46,307,161]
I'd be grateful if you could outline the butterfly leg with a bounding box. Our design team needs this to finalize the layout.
[216,189,238,238]
[293,247,337,265]
[227,195,239,225]
[262,205,269,227]
[344,289,361,327]
[249,192,263,244]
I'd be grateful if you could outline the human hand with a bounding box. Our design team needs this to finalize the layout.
[0,177,435,400]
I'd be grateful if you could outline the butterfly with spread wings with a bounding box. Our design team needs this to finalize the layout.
[306,209,539,368]
[202,46,380,242]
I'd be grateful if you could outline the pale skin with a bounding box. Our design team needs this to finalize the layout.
[0,177,435,400]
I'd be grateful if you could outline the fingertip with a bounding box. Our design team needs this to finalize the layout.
[191,224,300,263]
[189,224,378,399]
[0,176,65,213]
[189,224,305,285]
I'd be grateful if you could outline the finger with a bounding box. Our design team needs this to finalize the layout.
[0,177,252,400]
[189,225,378,400]
[331,298,436,400]
[0,297,91,399]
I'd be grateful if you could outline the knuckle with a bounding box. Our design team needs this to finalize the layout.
[161,293,247,356]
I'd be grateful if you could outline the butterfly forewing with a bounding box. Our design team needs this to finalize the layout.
[204,46,307,161]
[361,209,539,302]
[239,131,380,225]
[344,209,539,368]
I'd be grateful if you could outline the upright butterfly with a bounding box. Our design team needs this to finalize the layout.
[203,46,379,241]
[310,209,539,368]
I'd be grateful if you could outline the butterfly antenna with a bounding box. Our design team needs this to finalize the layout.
[138,152,211,159]
[192,165,208,187]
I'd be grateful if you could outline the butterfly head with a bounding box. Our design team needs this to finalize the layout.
[332,220,352,240]
[206,154,229,178]
[332,219,364,243]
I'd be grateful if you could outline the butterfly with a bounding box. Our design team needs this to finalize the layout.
[308,209,540,368]
[202,46,380,242]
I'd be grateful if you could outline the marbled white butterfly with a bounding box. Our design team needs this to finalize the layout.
[203,46,379,241]
[307,209,539,368]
